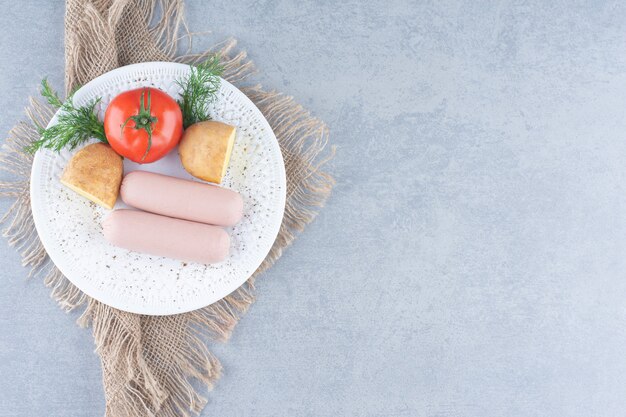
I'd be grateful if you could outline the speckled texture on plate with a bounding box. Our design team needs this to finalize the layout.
[30,62,286,315]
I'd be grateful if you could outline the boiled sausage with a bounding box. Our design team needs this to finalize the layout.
[103,209,230,264]
[120,171,243,226]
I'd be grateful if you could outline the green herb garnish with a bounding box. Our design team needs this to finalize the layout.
[28,57,224,154]
[176,55,224,129]
[26,79,106,154]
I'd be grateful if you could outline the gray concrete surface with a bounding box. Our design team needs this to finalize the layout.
[2,0,626,416]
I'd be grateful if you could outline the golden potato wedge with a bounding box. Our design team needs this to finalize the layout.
[178,121,236,184]
[60,143,123,210]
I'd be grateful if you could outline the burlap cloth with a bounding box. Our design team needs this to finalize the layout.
[0,1,334,416]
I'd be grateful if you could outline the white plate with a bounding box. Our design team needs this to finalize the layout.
[30,62,286,315]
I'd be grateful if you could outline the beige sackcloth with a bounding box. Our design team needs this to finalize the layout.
[0,1,334,416]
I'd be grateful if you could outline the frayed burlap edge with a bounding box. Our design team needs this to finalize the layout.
[0,1,335,416]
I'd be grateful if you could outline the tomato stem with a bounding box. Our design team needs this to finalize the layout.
[120,88,158,161]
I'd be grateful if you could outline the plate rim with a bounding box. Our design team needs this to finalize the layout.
[30,61,286,315]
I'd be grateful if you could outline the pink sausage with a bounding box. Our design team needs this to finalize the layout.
[120,171,243,227]
[103,210,230,264]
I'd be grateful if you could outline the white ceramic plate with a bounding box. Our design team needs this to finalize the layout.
[30,62,286,315]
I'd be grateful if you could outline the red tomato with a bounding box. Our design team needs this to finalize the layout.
[104,87,183,163]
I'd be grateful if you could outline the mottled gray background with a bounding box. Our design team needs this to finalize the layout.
[1,0,626,416]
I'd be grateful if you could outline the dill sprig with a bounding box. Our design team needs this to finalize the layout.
[26,79,106,154]
[176,55,224,129]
